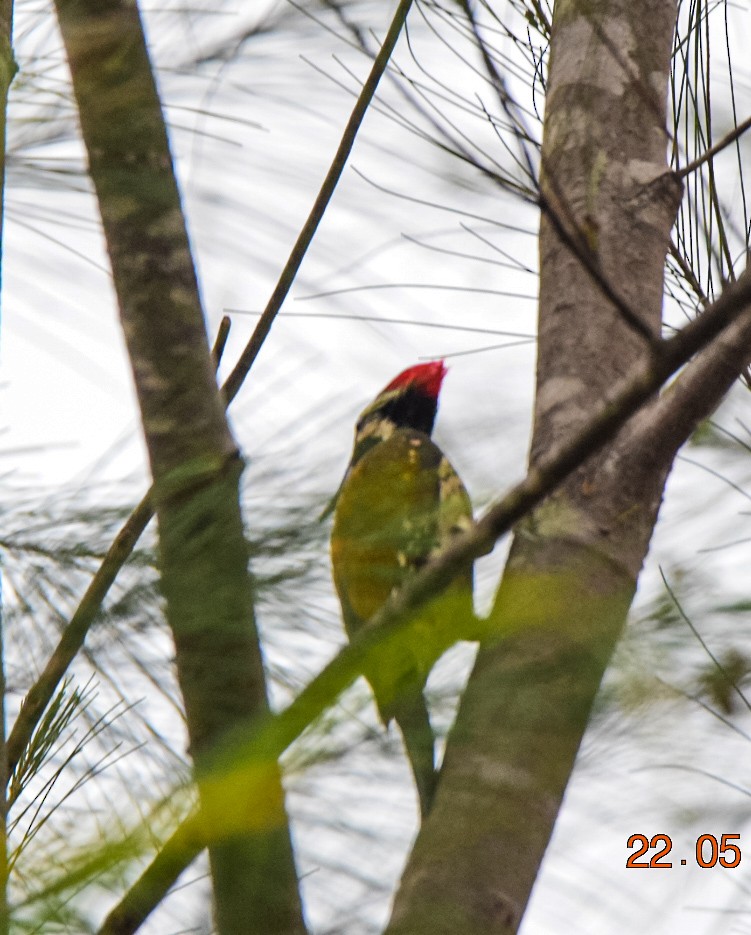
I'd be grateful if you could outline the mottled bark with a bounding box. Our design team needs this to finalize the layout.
[388,551,635,934]
[387,1,683,931]
[52,2,304,932]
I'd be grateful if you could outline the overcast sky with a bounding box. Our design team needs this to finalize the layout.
[4,1,751,932]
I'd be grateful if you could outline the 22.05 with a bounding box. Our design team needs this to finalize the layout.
[626,833,741,868]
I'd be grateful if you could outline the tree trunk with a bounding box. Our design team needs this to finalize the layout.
[0,3,16,931]
[53,2,305,932]
[386,1,682,931]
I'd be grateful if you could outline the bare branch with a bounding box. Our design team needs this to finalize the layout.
[677,113,751,180]
[628,287,751,466]
[221,0,415,405]
[211,314,231,370]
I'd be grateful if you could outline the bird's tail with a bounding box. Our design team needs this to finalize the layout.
[392,690,437,820]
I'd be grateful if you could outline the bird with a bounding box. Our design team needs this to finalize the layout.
[328,360,475,818]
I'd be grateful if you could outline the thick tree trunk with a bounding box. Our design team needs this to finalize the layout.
[386,1,682,932]
[53,2,305,932]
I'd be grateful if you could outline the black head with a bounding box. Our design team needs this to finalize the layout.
[351,361,446,464]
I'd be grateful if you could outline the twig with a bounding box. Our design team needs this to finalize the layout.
[627,282,751,465]
[669,238,709,307]
[211,314,231,370]
[221,0,415,404]
[660,568,751,715]
[677,113,751,179]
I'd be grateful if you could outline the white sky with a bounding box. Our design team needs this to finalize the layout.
[4,1,751,932]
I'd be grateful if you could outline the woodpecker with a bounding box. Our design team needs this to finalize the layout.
[329,361,475,818]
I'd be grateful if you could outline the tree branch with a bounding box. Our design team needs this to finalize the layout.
[628,294,751,466]
[676,112,751,179]
[221,0,415,404]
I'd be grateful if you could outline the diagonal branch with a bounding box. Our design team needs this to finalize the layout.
[222,0,415,404]
[677,112,751,179]
[627,292,751,466]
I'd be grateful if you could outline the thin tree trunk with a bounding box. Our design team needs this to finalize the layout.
[0,1,16,931]
[386,1,682,931]
[52,2,305,932]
